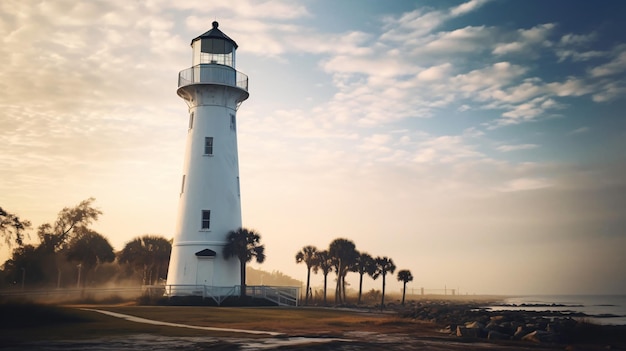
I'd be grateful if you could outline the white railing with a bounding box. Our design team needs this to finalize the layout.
[178,64,248,91]
[151,284,299,306]
[246,286,299,307]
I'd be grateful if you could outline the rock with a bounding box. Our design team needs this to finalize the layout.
[465,321,484,329]
[456,326,480,338]
[439,324,455,334]
[513,326,528,340]
[546,323,558,333]
[485,320,498,330]
[490,315,505,322]
[488,330,511,340]
[521,330,558,343]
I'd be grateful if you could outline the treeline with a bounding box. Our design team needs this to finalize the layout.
[296,238,414,308]
[0,199,171,289]
[246,266,301,287]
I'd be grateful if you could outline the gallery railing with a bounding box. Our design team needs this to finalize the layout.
[178,64,248,91]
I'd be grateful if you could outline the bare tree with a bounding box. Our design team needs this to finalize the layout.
[0,207,31,248]
[38,198,102,252]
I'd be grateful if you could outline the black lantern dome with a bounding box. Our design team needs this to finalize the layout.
[191,21,238,67]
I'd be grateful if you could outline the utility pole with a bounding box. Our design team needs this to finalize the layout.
[76,264,82,288]
[20,268,26,290]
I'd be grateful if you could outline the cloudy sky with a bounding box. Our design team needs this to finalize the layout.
[2,0,625,295]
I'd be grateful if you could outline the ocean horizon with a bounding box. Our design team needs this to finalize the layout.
[485,294,626,325]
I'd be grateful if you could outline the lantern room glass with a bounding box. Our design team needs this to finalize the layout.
[192,38,235,68]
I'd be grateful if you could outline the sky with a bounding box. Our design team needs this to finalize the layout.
[1,0,625,296]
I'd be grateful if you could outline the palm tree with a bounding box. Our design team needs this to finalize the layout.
[65,229,115,287]
[354,252,376,304]
[396,269,413,306]
[119,235,172,285]
[295,245,318,305]
[373,256,396,310]
[222,227,265,297]
[329,238,358,304]
[314,250,333,305]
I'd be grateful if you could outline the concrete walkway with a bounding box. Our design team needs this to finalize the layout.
[81,308,284,336]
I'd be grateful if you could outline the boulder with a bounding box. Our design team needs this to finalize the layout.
[490,315,505,322]
[521,330,558,343]
[485,320,498,330]
[457,326,479,338]
[513,326,528,340]
[439,324,455,334]
[487,330,511,340]
[465,321,484,329]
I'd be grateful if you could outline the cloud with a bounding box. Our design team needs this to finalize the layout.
[492,23,555,56]
[498,177,553,192]
[592,81,626,102]
[451,62,528,95]
[547,77,594,97]
[381,0,491,42]
[555,33,605,62]
[449,0,492,17]
[496,97,562,125]
[417,25,496,56]
[411,135,484,164]
[166,0,309,19]
[589,45,626,77]
[568,127,589,135]
[497,144,539,152]
[417,63,453,81]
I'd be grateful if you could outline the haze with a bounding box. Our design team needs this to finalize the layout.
[1,0,625,296]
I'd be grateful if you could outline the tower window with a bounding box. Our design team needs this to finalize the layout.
[204,137,214,155]
[189,112,194,130]
[230,114,236,131]
[180,175,186,195]
[201,210,211,230]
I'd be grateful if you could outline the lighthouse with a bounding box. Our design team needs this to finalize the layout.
[166,22,249,296]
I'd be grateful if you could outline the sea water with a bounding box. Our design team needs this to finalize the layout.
[487,295,626,325]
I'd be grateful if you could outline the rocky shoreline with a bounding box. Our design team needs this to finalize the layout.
[399,300,626,348]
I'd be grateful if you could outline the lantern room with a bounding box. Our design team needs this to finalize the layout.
[191,21,238,68]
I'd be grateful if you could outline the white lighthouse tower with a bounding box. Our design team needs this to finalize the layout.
[166,22,249,296]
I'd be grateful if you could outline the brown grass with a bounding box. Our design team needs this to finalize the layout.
[94,305,434,336]
[0,302,437,344]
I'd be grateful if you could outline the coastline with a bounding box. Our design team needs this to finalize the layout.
[484,294,626,325]
[1,298,625,350]
[401,297,626,349]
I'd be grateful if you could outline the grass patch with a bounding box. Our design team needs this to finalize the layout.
[0,302,438,345]
[0,301,245,344]
[0,299,88,329]
[98,306,425,336]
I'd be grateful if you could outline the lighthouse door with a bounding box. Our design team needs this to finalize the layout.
[196,259,214,286]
